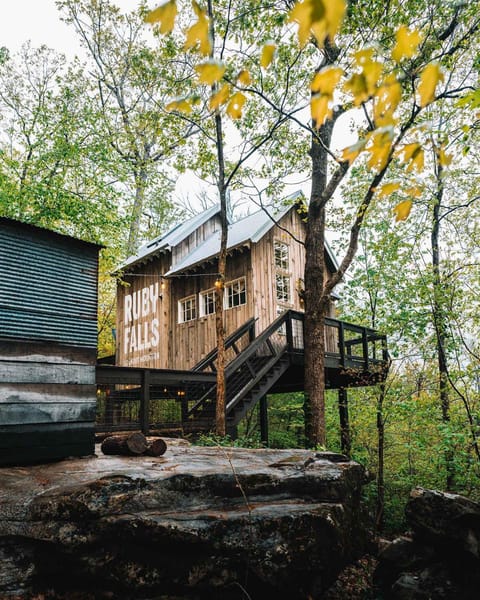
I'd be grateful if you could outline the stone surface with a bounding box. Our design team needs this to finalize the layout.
[375,487,480,600]
[0,444,369,599]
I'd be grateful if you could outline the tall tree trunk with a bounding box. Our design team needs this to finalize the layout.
[303,101,337,447]
[127,167,148,255]
[375,382,386,532]
[208,0,227,437]
[432,158,455,490]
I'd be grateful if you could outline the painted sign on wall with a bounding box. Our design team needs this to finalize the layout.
[124,283,159,355]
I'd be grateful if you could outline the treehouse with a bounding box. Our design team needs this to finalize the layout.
[106,193,389,439]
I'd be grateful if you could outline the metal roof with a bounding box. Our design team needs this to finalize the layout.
[118,203,221,271]
[164,202,295,276]
[117,190,338,276]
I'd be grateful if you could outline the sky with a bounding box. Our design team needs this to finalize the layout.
[0,0,140,56]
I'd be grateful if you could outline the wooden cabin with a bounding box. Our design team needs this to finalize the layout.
[0,218,102,465]
[116,193,338,371]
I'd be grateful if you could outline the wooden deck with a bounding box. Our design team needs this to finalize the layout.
[96,311,389,435]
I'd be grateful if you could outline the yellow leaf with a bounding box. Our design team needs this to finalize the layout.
[393,199,413,221]
[209,84,231,110]
[418,62,444,107]
[398,143,424,173]
[376,182,400,197]
[406,186,423,198]
[226,92,246,119]
[311,94,331,127]
[165,97,192,114]
[373,75,402,126]
[145,0,177,34]
[340,138,366,164]
[311,66,343,95]
[237,70,251,86]
[195,61,226,85]
[344,73,369,105]
[288,0,345,48]
[260,42,276,69]
[323,0,346,41]
[184,1,211,56]
[345,48,383,105]
[399,142,420,163]
[392,26,422,63]
[438,144,452,167]
[366,128,394,171]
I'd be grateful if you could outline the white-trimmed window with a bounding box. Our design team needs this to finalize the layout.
[276,273,291,303]
[178,295,197,323]
[274,240,289,271]
[226,277,247,309]
[200,289,216,317]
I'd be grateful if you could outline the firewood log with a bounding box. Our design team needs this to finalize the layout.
[101,432,148,456]
[145,437,167,457]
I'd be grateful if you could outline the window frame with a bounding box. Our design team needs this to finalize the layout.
[178,294,197,323]
[225,277,247,309]
[274,240,289,271]
[275,273,291,304]
[199,288,216,317]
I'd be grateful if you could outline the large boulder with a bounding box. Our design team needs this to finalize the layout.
[375,487,480,599]
[0,445,369,599]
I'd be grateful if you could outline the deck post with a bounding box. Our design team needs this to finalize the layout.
[140,369,151,435]
[338,388,351,458]
[259,396,269,446]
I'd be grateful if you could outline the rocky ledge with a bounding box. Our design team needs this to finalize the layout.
[0,443,369,599]
[375,487,480,599]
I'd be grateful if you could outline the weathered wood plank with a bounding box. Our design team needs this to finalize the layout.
[0,383,96,403]
[0,401,96,425]
[0,340,96,365]
[0,361,95,384]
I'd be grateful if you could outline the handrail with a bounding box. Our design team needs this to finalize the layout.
[191,317,257,372]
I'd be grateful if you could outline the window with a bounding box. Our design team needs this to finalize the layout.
[274,240,289,271]
[178,295,196,323]
[276,273,291,303]
[200,289,216,317]
[226,277,246,309]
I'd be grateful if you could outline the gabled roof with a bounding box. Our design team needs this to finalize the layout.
[165,201,295,276]
[118,203,220,271]
[118,190,339,276]
[165,192,338,276]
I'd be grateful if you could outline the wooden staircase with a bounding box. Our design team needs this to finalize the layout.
[96,311,390,436]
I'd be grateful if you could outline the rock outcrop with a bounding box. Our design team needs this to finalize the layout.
[375,487,480,599]
[0,444,369,599]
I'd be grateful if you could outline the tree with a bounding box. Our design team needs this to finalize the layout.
[58,0,194,253]
[146,0,479,446]
[0,42,122,242]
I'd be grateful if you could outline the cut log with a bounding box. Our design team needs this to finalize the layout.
[145,437,167,457]
[101,432,148,456]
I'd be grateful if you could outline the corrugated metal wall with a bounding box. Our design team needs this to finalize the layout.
[0,219,99,348]
[0,218,101,466]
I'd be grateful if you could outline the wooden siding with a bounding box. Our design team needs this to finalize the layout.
[116,253,171,370]
[170,250,253,370]
[171,215,221,266]
[0,342,97,466]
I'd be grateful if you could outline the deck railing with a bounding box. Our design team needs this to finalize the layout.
[95,311,389,434]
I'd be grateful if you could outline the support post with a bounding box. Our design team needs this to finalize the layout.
[338,388,351,458]
[259,396,269,447]
[140,369,151,435]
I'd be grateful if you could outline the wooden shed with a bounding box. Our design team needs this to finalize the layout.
[0,218,102,466]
